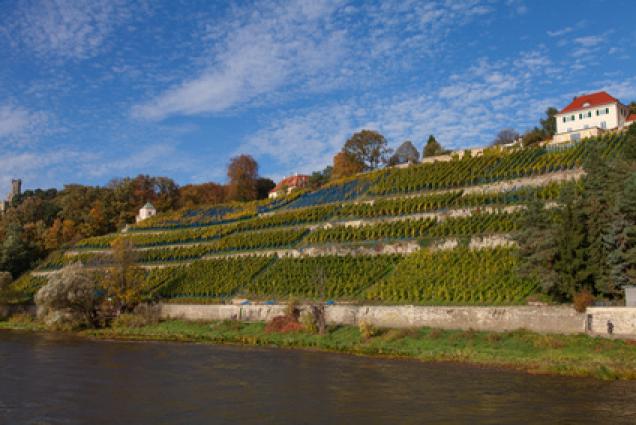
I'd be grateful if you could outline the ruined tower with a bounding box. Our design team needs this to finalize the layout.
[10,179,21,201]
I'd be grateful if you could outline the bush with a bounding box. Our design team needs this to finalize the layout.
[34,263,98,330]
[300,311,317,334]
[359,320,378,340]
[573,290,595,313]
[111,313,147,329]
[265,315,303,333]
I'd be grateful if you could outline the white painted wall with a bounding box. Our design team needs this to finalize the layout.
[555,103,621,135]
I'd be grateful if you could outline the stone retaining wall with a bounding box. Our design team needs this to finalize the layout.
[585,307,636,337]
[160,304,586,335]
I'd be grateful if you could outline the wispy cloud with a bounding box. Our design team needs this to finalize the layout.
[7,0,135,61]
[239,49,558,176]
[132,0,494,121]
[547,27,573,37]
[0,103,48,144]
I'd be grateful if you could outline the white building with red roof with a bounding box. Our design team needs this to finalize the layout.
[268,174,310,199]
[554,91,633,143]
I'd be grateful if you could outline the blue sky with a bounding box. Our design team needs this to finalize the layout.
[1,0,635,191]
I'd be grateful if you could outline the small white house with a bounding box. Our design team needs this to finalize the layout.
[136,202,156,223]
[553,91,633,143]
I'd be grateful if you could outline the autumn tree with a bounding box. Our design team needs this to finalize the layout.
[388,141,420,165]
[178,183,226,208]
[423,135,445,157]
[630,101,636,114]
[102,237,144,315]
[227,155,259,202]
[332,151,364,179]
[343,130,391,170]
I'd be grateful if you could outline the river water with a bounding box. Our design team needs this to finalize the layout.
[1,331,636,425]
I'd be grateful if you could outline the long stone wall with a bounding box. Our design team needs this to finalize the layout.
[160,304,586,335]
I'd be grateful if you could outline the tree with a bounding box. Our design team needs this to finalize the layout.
[34,263,98,329]
[388,141,420,165]
[256,178,276,200]
[178,182,226,208]
[491,128,520,146]
[630,101,636,114]
[227,154,259,202]
[540,107,559,137]
[343,130,391,170]
[422,135,445,157]
[0,223,32,277]
[308,166,333,189]
[102,237,144,315]
[332,151,364,179]
[522,128,545,147]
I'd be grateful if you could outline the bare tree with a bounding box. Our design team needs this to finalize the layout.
[491,128,520,146]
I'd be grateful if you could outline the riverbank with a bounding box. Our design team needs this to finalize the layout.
[3,318,635,380]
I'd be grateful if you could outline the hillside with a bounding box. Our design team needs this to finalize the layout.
[8,133,630,305]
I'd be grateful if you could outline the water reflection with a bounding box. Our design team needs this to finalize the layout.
[1,331,635,425]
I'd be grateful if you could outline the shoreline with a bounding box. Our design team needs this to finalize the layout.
[2,319,636,381]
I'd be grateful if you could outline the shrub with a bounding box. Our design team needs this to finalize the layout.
[573,289,595,313]
[265,315,303,333]
[300,311,317,334]
[359,320,378,340]
[111,313,147,329]
[34,263,99,330]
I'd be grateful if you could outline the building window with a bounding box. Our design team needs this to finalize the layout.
[601,121,607,129]
[571,115,575,121]
[562,117,566,123]
[579,113,583,119]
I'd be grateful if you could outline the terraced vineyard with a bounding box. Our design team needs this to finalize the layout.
[12,133,630,305]
[365,247,537,304]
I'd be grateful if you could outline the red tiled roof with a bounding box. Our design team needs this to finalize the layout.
[559,91,619,114]
[627,113,636,123]
[270,175,310,193]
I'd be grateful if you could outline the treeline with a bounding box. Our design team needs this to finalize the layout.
[517,124,636,302]
[0,155,274,278]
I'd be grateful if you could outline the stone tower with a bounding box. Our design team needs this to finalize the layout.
[10,179,21,201]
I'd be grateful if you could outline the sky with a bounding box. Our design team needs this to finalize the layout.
[1,0,635,192]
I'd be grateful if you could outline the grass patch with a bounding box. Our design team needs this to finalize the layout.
[76,320,636,381]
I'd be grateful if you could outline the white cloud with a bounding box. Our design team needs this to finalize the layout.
[8,0,133,60]
[239,49,558,175]
[574,35,605,47]
[133,0,494,121]
[547,27,573,38]
[0,104,48,143]
[0,105,31,138]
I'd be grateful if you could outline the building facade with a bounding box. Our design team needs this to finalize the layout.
[268,174,310,199]
[136,202,157,223]
[554,91,632,143]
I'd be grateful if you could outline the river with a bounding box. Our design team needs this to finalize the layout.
[1,331,636,424]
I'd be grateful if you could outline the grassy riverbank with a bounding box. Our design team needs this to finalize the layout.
[2,318,636,380]
[82,320,636,380]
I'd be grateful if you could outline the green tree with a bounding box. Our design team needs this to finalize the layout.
[540,107,559,137]
[422,135,445,157]
[522,128,545,147]
[343,130,391,170]
[256,178,276,200]
[630,101,636,114]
